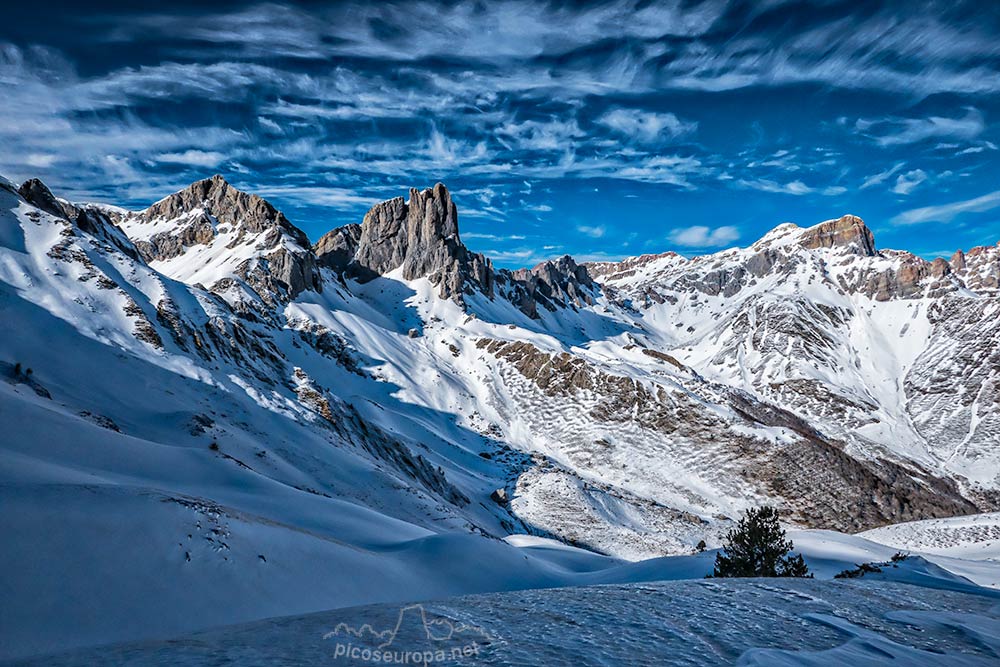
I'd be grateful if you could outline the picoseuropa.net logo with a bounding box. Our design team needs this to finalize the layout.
[323,603,491,663]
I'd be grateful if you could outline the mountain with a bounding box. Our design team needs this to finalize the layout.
[2,173,999,655]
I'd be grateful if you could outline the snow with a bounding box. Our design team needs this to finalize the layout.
[860,513,1000,588]
[4,176,1000,664]
[17,576,1000,666]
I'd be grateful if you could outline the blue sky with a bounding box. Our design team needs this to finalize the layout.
[2,1,1000,267]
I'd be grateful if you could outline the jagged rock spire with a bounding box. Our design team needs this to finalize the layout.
[343,183,493,303]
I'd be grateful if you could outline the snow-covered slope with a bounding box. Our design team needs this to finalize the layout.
[2,173,1000,660]
[18,568,1000,666]
[587,215,1000,488]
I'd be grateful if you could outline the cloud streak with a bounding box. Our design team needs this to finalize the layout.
[892,190,1000,225]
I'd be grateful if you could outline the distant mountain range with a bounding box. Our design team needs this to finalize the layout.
[2,173,998,650]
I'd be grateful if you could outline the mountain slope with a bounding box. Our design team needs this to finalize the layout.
[2,173,999,656]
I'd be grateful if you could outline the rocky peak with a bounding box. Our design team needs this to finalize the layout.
[139,174,310,248]
[584,252,684,282]
[18,178,140,261]
[501,255,596,319]
[954,243,1000,291]
[18,178,72,220]
[799,214,876,256]
[347,183,493,303]
[121,175,321,305]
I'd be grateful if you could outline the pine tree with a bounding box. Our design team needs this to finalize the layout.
[712,506,810,578]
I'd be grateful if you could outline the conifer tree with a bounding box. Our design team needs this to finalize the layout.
[712,506,810,578]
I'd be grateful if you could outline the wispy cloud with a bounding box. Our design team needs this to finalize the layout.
[891,169,928,195]
[251,185,383,210]
[155,150,226,168]
[462,232,526,241]
[892,190,1000,225]
[860,163,905,189]
[3,1,1000,260]
[737,179,844,196]
[857,108,985,147]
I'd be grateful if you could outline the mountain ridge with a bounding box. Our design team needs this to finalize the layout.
[3,172,998,560]
[60,174,1000,299]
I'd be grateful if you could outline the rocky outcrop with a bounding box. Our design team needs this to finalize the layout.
[500,255,596,318]
[136,217,215,261]
[347,183,493,303]
[843,250,960,301]
[18,178,141,261]
[314,223,361,274]
[140,175,310,245]
[953,243,1000,291]
[799,214,876,256]
[235,248,321,305]
[18,178,72,219]
[478,337,980,533]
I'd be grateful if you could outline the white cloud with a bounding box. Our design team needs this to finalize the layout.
[891,169,928,195]
[860,163,904,189]
[596,109,696,143]
[462,233,526,241]
[892,189,1000,225]
[668,225,740,248]
[251,185,382,210]
[497,118,584,151]
[483,248,548,266]
[155,150,226,167]
[24,153,58,168]
[576,224,607,238]
[99,2,1000,97]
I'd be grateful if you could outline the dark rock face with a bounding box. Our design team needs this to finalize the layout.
[136,217,215,262]
[236,249,321,305]
[799,214,876,256]
[479,336,980,533]
[845,251,960,301]
[956,244,1000,291]
[311,184,596,318]
[347,183,493,303]
[314,223,361,274]
[18,179,72,219]
[501,255,595,319]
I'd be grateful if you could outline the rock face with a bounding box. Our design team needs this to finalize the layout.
[348,184,494,303]
[18,178,140,260]
[140,175,307,243]
[310,183,599,318]
[799,214,876,256]
[18,178,71,219]
[954,243,1000,292]
[122,175,321,305]
[314,223,361,274]
[501,255,596,319]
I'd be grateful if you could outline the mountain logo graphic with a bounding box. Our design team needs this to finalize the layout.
[324,604,491,662]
